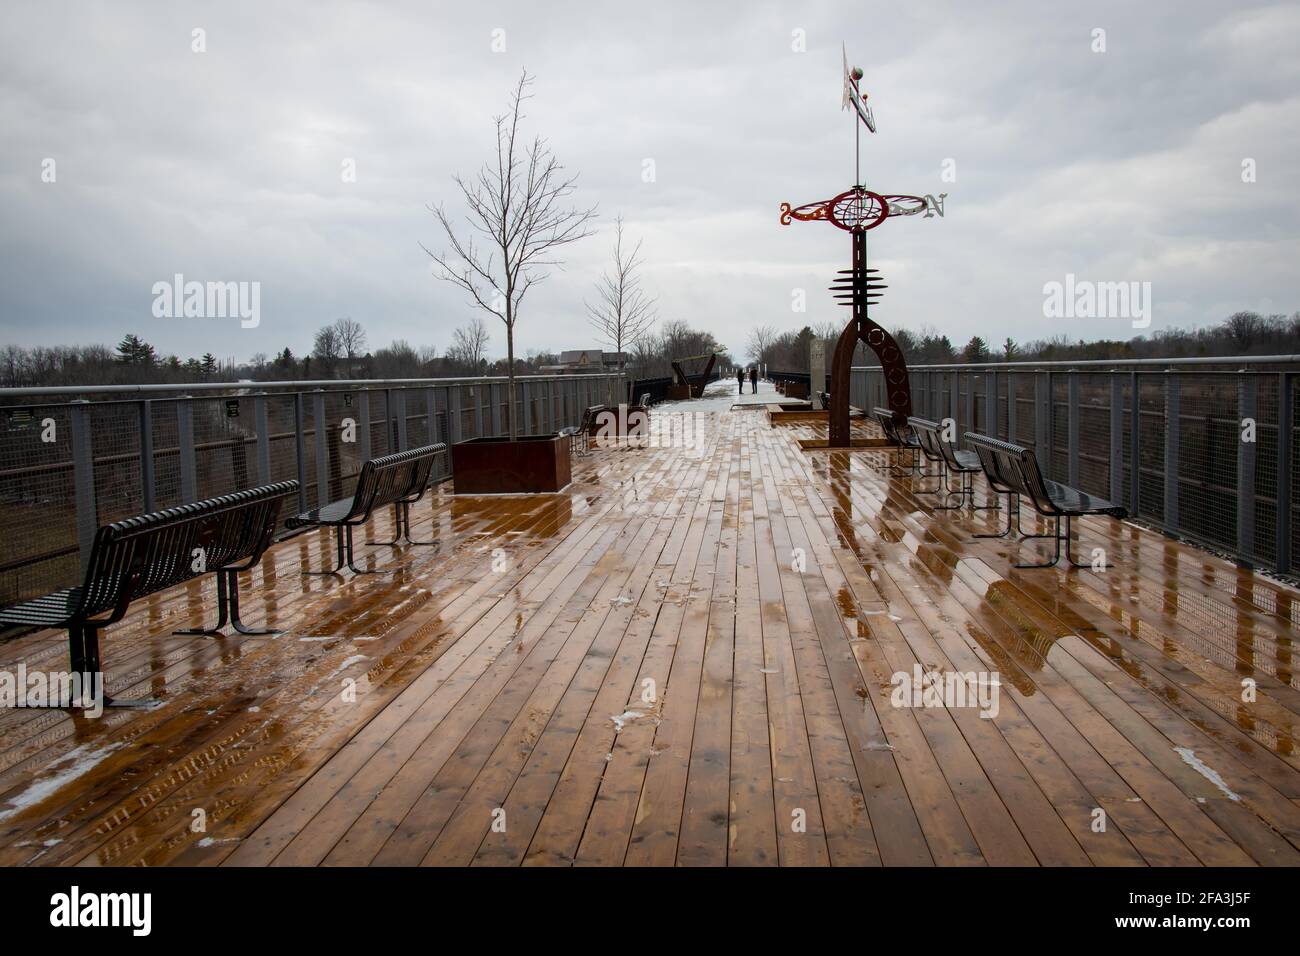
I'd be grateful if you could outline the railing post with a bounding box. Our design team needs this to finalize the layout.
[1237,371,1257,564]
[176,397,197,503]
[1277,372,1293,575]
[522,381,533,436]
[963,372,974,438]
[448,385,463,443]
[1109,374,1123,505]
[949,371,959,426]
[313,390,329,507]
[356,390,371,458]
[392,388,408,451]
[139,399,156,513]
[984,370,996,437]
[254,392,271,486]
[294,392,308,513]
[1006,371,1016,442]
[69,400,97,574]
[1067,370,1080,488]
[1129,370,1141,516]
[1034,373,1049,467]
[426,386,439,445]
[1163,370,1180,529]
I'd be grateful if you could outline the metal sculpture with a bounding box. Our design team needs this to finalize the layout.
[779,46,939,447]
[670,352,717,399]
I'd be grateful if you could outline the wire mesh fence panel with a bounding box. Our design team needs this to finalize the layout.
[1175,374,1238,554]
[152,401,182,510]
[408,388,431,448]
[1137,373,1166,524]
[1013,375,1036,452]
[89,401,145,525]
[1292,380,1300,575]
[0,403,79,605]
[1077,373,1113,500]
[1050,377,1068,484]
[191,397,257,500]
[1253,374,1279,566]
[266,395,300,486]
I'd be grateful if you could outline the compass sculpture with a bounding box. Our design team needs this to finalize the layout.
[779,47,935,448]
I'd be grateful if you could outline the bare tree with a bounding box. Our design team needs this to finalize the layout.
[332,317,367,377]
[423,70,597,438]
[746,324,777,365]
[312,324,341,377]
[447,316,490,372]
[586,216,657,363]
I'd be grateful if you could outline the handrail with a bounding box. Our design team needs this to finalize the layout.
[852,354,1300,371]
[0,371,625,399]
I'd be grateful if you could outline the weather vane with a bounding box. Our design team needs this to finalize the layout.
[778,45,940,448]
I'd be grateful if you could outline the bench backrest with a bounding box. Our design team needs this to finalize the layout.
[579,405,606,435]
[345,443,446,522]
[906,416,958,468]
[637,392,651,408]
[78,480,299,621]
[963,432,1027,495]
[871,406,909,446]
[962,433,1055,510]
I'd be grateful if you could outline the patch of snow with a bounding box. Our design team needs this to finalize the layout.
[1174,747,1241,802]
[0,742,125,823]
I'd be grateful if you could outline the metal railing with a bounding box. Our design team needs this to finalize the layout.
[0,372,624,607]
[851,356,1300,577]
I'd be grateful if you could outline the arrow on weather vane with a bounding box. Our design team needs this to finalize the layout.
[841,43,876,133]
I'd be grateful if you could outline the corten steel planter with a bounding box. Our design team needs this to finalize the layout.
[451,434,571,495]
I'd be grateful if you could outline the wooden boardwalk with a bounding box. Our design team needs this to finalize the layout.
[2,405,1299,866]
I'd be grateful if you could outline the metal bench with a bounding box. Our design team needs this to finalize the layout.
[0,480,298,705]
[559,405,605,458]
[870,406,925,477]
[285,444,445,575]
[907,417,994,511]
[962,431,1053,542]
[964,433,1126,568]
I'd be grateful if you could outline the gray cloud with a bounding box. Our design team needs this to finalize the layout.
[0,0,1296,364]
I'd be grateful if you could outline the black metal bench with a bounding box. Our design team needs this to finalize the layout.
[907,417,994,512]
[285,444,445,575]
[559,405,605,458]
[870,406,926,477]
[0,480,298,705]
[964,433,1126,568]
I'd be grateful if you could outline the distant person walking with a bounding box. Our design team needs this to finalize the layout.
[749,367,758,394]
[737,367,745,395]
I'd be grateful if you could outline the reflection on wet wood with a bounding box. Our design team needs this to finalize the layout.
[2,410,1300,866]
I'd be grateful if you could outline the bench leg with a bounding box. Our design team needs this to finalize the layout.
[344,525,392,574]
[173,572,231,636]
[225,570,281,635]
[974,492,1015,537]
[914,460,946,496]
[369,503,439,548]
[1014,515,1065,568]
[42,625,129,710]
[1063,516,1110,570]
[1012,503,1057,540]
[302,526,347,575]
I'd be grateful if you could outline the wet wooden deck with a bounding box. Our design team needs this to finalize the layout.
[2,406,1299,866]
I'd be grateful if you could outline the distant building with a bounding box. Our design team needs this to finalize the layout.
[538,349,628,373]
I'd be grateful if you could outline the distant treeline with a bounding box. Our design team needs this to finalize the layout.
[0,316,733,389]
[748,310,1300,371]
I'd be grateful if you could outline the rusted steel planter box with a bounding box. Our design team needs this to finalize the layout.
[451,434,571,495]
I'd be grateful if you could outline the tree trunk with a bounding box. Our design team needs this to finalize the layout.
[506,321,517,440]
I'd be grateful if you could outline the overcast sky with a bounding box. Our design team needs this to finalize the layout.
[1,0,1296,365]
